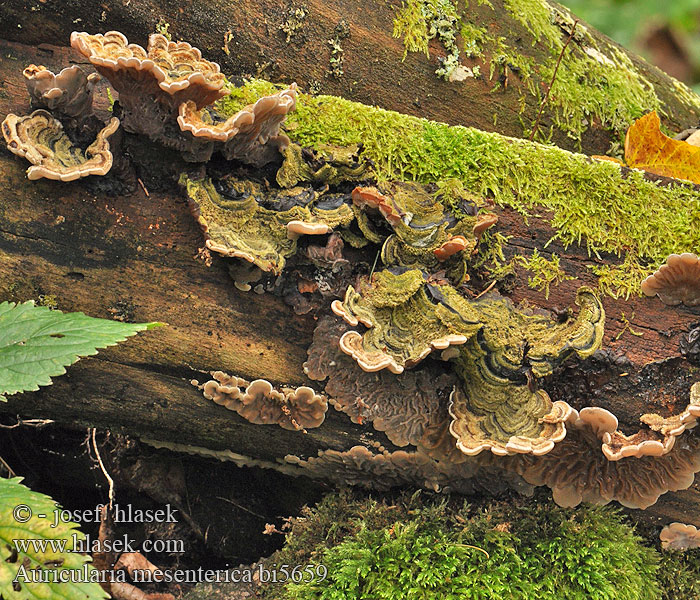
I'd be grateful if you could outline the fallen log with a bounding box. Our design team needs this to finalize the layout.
[1,0,700,155]
[1,27,700,529]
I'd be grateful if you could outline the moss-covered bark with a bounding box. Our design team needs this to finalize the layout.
[0,31,699,527]
[0,0,699,155]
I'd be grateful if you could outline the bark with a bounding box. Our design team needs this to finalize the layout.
[0,16,699,530]
[0,0,699,155]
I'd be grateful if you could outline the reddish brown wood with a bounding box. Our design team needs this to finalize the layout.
[1,36,699,527]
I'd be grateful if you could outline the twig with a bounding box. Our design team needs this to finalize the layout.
[216,496,268,520]
[455,543,490,559]
[0,416,54,429]
[0,455,15,477]
[369,249,381,278]
[530,19,579,142]
[137,177,150,197]
[91,428,115,510]
[474,280,496,300]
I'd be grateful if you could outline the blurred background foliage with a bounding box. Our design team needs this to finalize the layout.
[559,0,700,92]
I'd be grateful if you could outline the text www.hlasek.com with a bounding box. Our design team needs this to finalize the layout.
[13,534,184,556]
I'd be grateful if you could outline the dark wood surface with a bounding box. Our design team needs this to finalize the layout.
[1,35,700,526]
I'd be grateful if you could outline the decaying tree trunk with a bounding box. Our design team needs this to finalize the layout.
[2,0,700,530]
[1,0,699,155]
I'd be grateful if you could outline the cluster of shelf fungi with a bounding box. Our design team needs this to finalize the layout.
[4,29,700,551]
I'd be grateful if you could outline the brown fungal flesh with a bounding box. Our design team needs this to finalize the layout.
[660,522,700,551]
[641,253,700,306]
[23,64,100,118]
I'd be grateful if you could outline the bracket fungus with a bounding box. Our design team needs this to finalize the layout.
[448,378,575,457]
[282,445,506,494]
[600,382,700,460]
[331,269,483,374]
[71,30,297,164]
[2,110,119,181]
[70,31,226,108]
[660,523,700,551]
[23,64,100,118]
[513,407,700,509]
[180,174,353,274]
[276,142,371,188]
[329,259,604,457]
[641,253,700,306]
[447,288,604,456]
[178,84,297,165]
[304,316,457,449]
[350,183,496,283]
[200,371,327,431]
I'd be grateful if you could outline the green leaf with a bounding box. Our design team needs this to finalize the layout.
[0,301,161,401]
[0,477,109,600]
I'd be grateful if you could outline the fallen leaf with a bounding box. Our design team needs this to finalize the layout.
[624,111,700,184]
[686,130,700,147]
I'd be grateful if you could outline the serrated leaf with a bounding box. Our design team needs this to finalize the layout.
[624,111,700,184]
[0,477,109,600]
[0,301,160,401]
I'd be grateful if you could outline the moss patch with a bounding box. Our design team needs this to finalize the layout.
[216,78,700,297]
[387,0,697,145]
[265,490,663,600]
[515,248,573,299]
[658,551,700,600]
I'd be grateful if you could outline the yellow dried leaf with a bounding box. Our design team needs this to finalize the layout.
[624,111,700,184]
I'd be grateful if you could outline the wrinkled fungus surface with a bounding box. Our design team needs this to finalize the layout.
[641,253,700,306]
[2,110,119,181]
[200,371,327,431]
[23,64,100,118]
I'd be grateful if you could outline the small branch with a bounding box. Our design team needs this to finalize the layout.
[0,455,15,477]
[0,416,54,429]
[530,19,579,142]
[91,428,115,510]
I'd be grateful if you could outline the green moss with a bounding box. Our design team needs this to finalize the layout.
[269,491,661,600]
[516,248,573,299]
[388,0,690,144]
[498,0,663,142]
[459,21,488,58]
[587,254,651,300]
[218,79,700,296]
[154,18,172,40]
[614,310,644,341]
[502,0,562,49]
[328,20,350,78]
[36,294,58,310]
[391,0,468,81]
[473,230,517,282]
[392,0,431,57]
[540,46,660,142]
[279,6,308,44]
[658,551,700,600]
